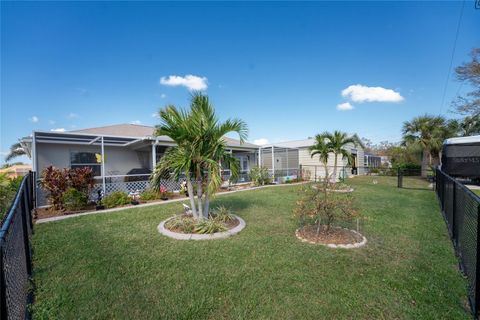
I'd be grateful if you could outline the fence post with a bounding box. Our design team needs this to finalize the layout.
[452,183,456,245]
[397,168,403,188]
[314,166,317,182]
[475,204,480,318]
[20,190,32,276]
[299,165,302,180]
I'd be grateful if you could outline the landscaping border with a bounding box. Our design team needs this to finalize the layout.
[295,227,367,249]
[36,181,309,224]
[157,215,246,240]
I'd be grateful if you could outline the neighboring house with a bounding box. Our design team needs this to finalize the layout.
[0,164,32,179]
[265,136,366,181]
[24,124,259,206]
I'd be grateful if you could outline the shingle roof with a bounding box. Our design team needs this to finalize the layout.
[71,124,258,149]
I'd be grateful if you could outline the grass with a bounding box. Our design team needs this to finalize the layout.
[32,176,470,319]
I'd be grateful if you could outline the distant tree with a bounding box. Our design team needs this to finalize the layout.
[309,133,332,181]
[402,115,457,177]
[459,115,480,136]
[452,48,480,117]
[320,131,357,183]
[1,162,26,169]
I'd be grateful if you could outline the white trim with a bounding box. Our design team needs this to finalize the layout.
[101,136,106,195]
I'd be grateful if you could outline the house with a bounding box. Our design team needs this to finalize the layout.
[364,153,382,168]
[25,124,259,206]
[264,136,366,181]
[0,164,32,179]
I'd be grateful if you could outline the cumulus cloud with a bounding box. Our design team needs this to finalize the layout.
[51,128,66,132]
[341,84,404,103]
[336,102,354,111]
[67,112,79,119]
[253,138,269,145]
[160,74,208,91]
[29,116,39,123]
[130,120,142,125]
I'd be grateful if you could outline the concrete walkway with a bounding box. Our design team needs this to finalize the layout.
[36,181,308,224]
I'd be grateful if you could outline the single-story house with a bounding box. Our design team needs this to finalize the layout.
[0,164,32,179]
[263,136,366,181]
[25,124,260,206]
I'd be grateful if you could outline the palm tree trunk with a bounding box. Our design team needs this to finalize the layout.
[332,153,338,184]
[196,180,203,220]
[203,191,210,219]
[421,149,429,178]
[186,178,198,219]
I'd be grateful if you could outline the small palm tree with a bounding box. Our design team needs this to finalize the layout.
[402,115,457,177]
[309,133,331,182]
[5,141,30,162]
[151,93,248,220]
[321,131,357,183]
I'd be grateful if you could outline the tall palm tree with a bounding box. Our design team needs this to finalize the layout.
[402,115,456,177]
[321,131,357,183]
[460,115,480,136]
[151,93,248,220]
[5,141,31,162]
[309,133,332,182]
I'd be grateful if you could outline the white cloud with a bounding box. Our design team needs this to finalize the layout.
[341,84,404,103]
[151,112,160,118]
[253,138,269,145]
[160,74,208,91]
[160,93,166,98]
[336,102,354,111]
[67,112,79,119]
[29,116,39,123]
[51,128,66,132]
[130,120,142,125]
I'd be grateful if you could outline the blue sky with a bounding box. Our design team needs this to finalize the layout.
[1,1,479,164]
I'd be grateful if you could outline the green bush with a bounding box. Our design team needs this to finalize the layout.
[210,205,235,222]
[165,215,195,233]
[249,166,271,186]
[194,219,227,234]
[61,188,88,211]
[102,191,131,208]
[140,189,161,201]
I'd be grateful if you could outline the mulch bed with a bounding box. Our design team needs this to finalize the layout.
[297,225,362,245]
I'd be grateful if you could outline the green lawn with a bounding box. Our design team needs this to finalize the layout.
[32,176,470,319]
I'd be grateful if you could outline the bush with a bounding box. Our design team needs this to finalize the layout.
[194,219,227,234]
[101,191,131,208]
[249,166,271,186]
[210,205,235,222]
[62,188,88,211]
[140,189,161,201]
[165,215,195,233]
[40,166,95,210]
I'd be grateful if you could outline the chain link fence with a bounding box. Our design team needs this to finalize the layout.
[436,168,480,318]
[0,172,35,320]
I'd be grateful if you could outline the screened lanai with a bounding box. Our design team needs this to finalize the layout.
[258,145,300,182]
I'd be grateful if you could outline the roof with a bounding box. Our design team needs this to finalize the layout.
[70,123,259,149]
[444,135,480,145]
[269,134,365,150]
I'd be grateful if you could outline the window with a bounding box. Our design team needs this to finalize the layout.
[238,156,249,172]
[70,151,102,176]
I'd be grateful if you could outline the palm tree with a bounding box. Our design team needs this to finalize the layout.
[460,115,480,136]
[321,131,357,183]
[5,141,31,162]
[309,133,332,182]
[151,93,248,220]
[402,115,456,177]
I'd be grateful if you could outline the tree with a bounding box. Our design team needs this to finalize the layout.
[4,141,30,162]
[309,133,332,182]
[452,48,480,117]
[459,115,480,136]
[320,131,357,183]
[402,115,457,177]
[151,93,248,220]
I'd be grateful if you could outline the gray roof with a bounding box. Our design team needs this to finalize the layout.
[71,124,258,149]
[271,134,365,150]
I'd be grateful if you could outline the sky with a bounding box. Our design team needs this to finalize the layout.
[1,1,479,165]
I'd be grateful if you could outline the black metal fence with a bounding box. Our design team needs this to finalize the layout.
[0,172,35,320]
[397,168,434,190]
[435,168,480,318]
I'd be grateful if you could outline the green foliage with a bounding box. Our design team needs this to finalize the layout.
[249,166,270,186]
[194,219,227,234]
[165,215,195,233]
[0,174,25,218]
[61,188,88,211]
[101,191,130,208]
[140,189,161,201]
[210,205,235,222]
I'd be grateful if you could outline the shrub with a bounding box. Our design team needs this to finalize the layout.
[194,219,227,234]
[210,205,235,222]
[165,215,195,233]
[249,166,271,186]
[140,189,161,201]
[294,182,359,234]
[101,191,130,208]
[62,188,88,211]
[67,167,95,194]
